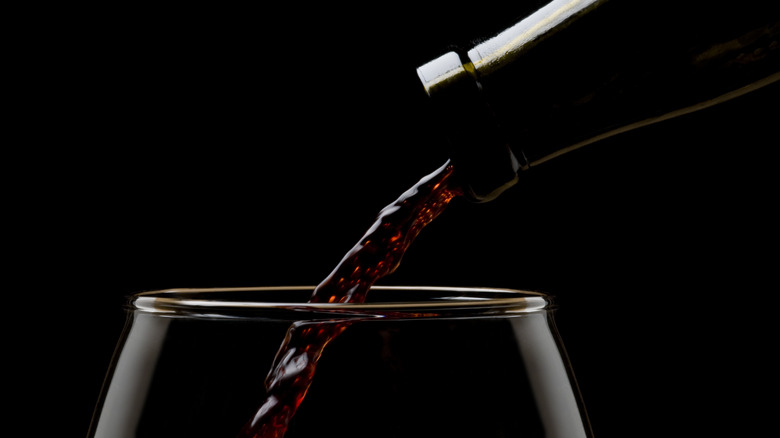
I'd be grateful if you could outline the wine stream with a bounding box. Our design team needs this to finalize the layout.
[237,161,461,437]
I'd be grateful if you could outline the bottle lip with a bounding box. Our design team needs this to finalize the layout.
[129,286,551,320]
[416,51,472,97]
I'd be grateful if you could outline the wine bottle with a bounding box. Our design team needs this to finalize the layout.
[417,0,780,201]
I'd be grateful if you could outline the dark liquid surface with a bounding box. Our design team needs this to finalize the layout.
[237,162,461,437]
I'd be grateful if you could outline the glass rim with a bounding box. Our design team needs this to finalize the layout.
[130,286,551,319]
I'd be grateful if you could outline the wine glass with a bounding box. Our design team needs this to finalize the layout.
[87,286,592,438]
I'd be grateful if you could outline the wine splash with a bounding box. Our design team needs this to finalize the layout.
[237,161,461,437]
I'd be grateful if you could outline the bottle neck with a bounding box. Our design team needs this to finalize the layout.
[418,0,780,202]
[417,51,523,202]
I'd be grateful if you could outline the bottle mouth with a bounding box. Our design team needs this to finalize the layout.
[130,286,551,320]
[417,51,522,203]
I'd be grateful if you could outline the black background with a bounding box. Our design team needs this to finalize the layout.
[14,2,778,436]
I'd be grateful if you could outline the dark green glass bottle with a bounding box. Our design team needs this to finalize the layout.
[418,0,780,201]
